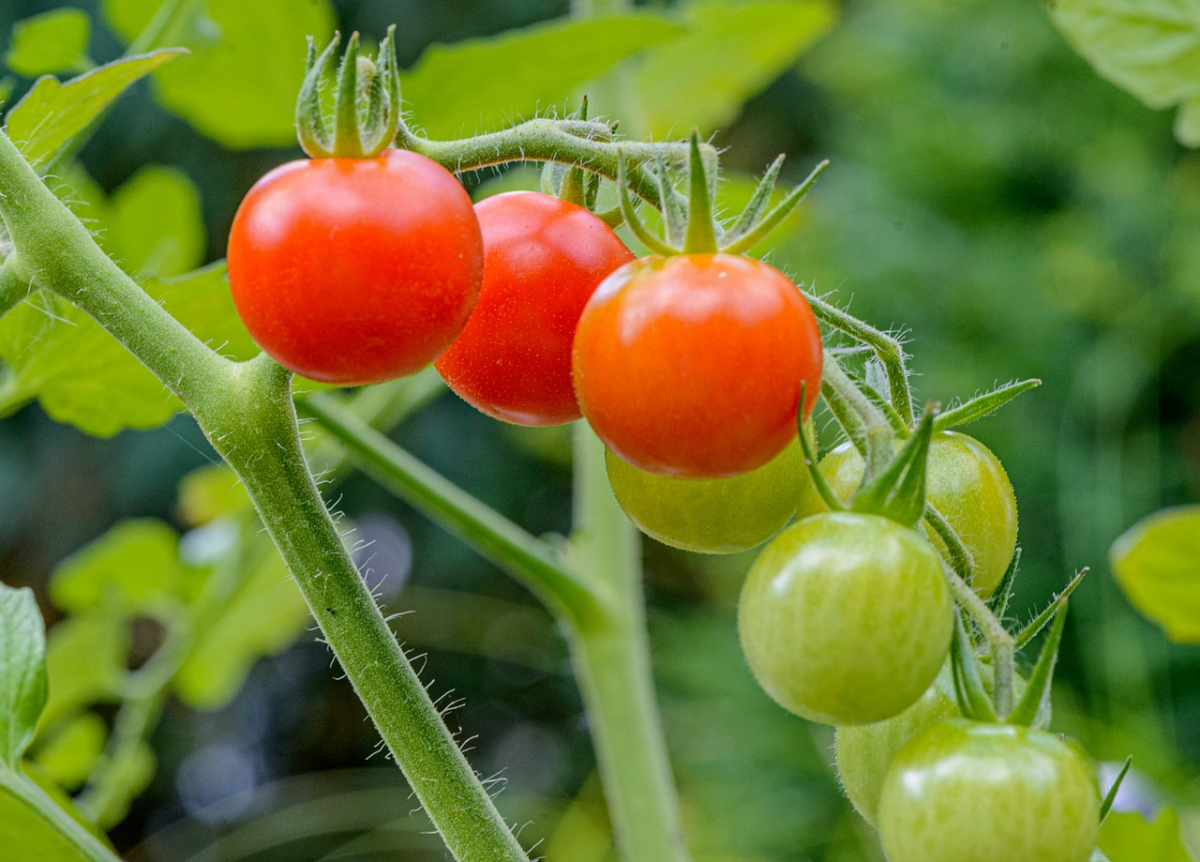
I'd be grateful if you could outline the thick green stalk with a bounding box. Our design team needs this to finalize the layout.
[0,128,528,862]
[569,426,690,862]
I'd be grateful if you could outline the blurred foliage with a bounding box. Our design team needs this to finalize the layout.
[0,0,1197,860]
[1111,506,1200,642]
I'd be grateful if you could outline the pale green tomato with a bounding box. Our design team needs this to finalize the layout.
[878,720,1100,862]
[798,431,1018,597]
[738,512,953,725]
[834,663,958,825]
[605,439,806,554]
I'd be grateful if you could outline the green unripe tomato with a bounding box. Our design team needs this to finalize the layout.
[798,431,1018,597]
[878,720,1100,862]
[738,512,953,726]
[834,663,958,825]
[605,439,806,554]
[834,663,1032,825]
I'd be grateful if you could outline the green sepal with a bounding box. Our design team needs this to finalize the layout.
[935,379,1041,432]
[1006,601,1068,727]
[617,153,677,256]
[1099,756,1132,824]
[1014,569,1087,650]
[849,405,936,527]
[986,547,1021,618]
[720,159,829,256]
[296,27,401,159]
[950,611,998,722]
[726,154,784,240]
[797,384,845,512]
[683,130,719,253]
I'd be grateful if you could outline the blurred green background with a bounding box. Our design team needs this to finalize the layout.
[0,0,1197,859]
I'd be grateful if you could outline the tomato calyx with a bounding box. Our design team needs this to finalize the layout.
[617,130,829,256]
[296,27,401,159]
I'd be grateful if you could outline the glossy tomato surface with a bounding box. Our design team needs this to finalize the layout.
[798,431,1018,597]
[228,150,483,385]
[878,720,1100,862]
[605,438,807,554]
[737,512,952,725]
[572,254,823,478]
[435,191,633,426]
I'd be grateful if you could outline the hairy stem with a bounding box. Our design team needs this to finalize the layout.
[821,354,894,480]
[802,288,915,426]
[399,118,704,208]
[0,258,32,318]
[941,562,1015,718]
[0,128,529,861]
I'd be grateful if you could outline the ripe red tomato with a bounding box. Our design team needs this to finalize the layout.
[435,191,633,426]
[572,254,823,478]
[227,150,483,385]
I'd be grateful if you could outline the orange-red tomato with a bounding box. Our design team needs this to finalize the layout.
[435,192,633,426]
[572,254,823,478]
[227,150,483,385]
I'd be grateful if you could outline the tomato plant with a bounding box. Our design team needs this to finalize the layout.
[877,720,1100,862]
[605,438,807,554]
[799,431,1018,597]
[573,253,823,478]
[228,150,483,385]
[435,191,633,426]
[737,511,953,725]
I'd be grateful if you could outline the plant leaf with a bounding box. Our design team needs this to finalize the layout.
[635,0,835,137]
[0,584,47,768]
[1110,505,1200,643]
[1099,808,1194,862]
[40,614,128,731]
[1049,0,1200,147]
[406,14,684,139]
[5,10,92,77]
[0,263,256,437]
[174,545,310,710]
[4,49,183,167]
[102,0,336,149]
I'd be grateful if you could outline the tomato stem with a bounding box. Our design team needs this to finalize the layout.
[0,258,33,319]
[940,561,1016,718]
[0,127,533,862]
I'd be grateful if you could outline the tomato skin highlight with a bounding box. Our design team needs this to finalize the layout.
[227,150,483,385]
[435,192,633,426]
[737,512,953,726]
[798,431,1019,597]
[878,720,1100,862]
[605,438,808,554]
[572,254,823,478]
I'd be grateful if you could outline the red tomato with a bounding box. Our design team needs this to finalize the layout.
[572,254,823,478]
[435,192,633,426]
[227,150,483,385]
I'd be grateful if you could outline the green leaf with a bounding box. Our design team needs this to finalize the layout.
[0,262,256,437]
[5,10,92,77]
[1110,506,1200,643]
[175,546,310,710]
[4,49,183,167]
[31,713,107,791]
[635,0,836,138]
[0,769,120,862]
[41,614,127,730]
[98,166,205,278]
[50,519,195,617]
[177,465,252,528]
[102,0,336,149]
[1049,0,1200,147]
[405,14,684,139]
[1099,808,1195,862]
[1175,94,1200,146]
[0,584,48,768]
